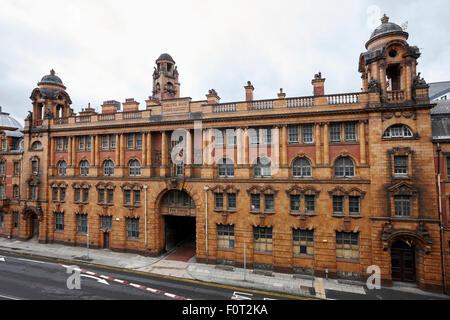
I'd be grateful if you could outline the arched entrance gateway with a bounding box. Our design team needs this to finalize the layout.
[159,190,197,253]
[384,228,433,286]
[21,206,43,240]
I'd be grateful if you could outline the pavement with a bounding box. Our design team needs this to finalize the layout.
[0,237,448,300]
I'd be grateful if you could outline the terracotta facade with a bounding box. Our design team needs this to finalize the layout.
[0,15,448,293]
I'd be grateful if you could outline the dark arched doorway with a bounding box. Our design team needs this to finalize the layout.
[160,190,196,254]
[391,239,416,282]
[30,213,39,239]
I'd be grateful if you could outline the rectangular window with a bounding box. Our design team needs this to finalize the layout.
[57,138,63,151]
[302,124,314,143]
[102,135,108,150]
[52,187,59,201]
[77,214,88,234]
[447,157,450,179]
[13,185,19,199]
[345,122,357,141]
[251,194,260,211]
[133,190,141,205]
[110,135,116,150]
[124,190,131,205]
[215,193,224,210]
[101,216,112,229]
[217,224,235,249]
[32,161,38,175]
[0,185,4,200]
[64,137,68,151]
[0,212,4,228]
[75,188,81,203]
[13,211,19,229]
[127,134,134,149]
[78,136,85,150]
[253,227,273,253]
[264,194,274,211]
[293,229,314,256]
[305,195,315,214]
[107,189,114,204]
[60,188,66,202]
[336,232,359,260]
[136,133,142,149]
[333,196,344,215]
[394,195,411,217]
[394,156,408,176]
[349,196,361,216]
[98,189,105,204]
[126,218,139,239]
[250,128,260,145]
[288,125,299,144]
[226,129,237,146]
[290,195,300,213]
[82,188,89,203]
[215,129,224,146]
[14,162,20,176]
[330,123,341,142]
[227,193,236,210]
[2,140,6,151]
[55,212,64,231]
[262,128,272,145]
[86,136,91,151]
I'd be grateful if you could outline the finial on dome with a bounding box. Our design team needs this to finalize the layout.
[50,69,55,75]
[381,14,389,24]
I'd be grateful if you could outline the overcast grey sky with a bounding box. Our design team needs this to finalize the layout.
[0,0,449,123]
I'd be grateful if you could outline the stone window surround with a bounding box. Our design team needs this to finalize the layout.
[388,147,414,180]
[328,186,366,218]
[286,185,320,216]
[210,185,239,213]
[247,185,278,215]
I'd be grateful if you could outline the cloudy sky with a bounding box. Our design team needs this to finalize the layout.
[0,0,449,123]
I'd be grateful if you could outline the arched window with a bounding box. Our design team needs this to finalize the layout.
[254,157,271,177]
[334,157,355,177]
[218,158,234,177]
[31,141,43,151]
[57,160,67,176]
[129,159,141,176]
[383,124,413,138]
[80,160,90,176]
[292,157,312,177]
[103,160,114,176]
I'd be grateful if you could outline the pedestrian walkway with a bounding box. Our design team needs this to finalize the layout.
[0,237,448,300]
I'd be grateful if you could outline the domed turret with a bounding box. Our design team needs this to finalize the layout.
[152,53,180,100]
[37,69,66,89]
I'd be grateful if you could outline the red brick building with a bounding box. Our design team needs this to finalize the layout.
[0,15,447,293]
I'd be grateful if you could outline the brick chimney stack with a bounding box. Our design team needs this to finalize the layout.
[206,89,221,104]
[312,72,325,96]
[244,81,254,101]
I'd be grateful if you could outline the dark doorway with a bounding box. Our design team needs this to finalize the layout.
[164,215,196,252]
[103,232,110,249]
[391,240,416,282]
[30,214,39,239]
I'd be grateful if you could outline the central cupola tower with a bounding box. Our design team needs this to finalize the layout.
[152,53,180,101]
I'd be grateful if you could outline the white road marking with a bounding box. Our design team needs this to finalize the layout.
[0,256,5,262]
[15,258,52,265]
[0,293,21,300]
[80,274,110,285]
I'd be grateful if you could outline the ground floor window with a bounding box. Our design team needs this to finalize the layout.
[217,224,234,249]
[253,226,273,253]
[13,211,19,229]
[126,218,139,239]
[101,216,112,229]
[55,212,64,231]
[336,231,359,260]
[0,212,4,228]
[77,214,88,234]
[293,229,314,256]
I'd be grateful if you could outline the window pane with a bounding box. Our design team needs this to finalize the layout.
[288,125,299,143]
[302,124,314,143]
[345,122,357,141]
[330,123,341,142]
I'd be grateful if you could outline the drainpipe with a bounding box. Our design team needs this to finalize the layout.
[204,185,209,262]
[436,143,448,294]
[144,185,148,250]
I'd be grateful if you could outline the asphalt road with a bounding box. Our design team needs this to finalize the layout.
[0,252,302,301]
